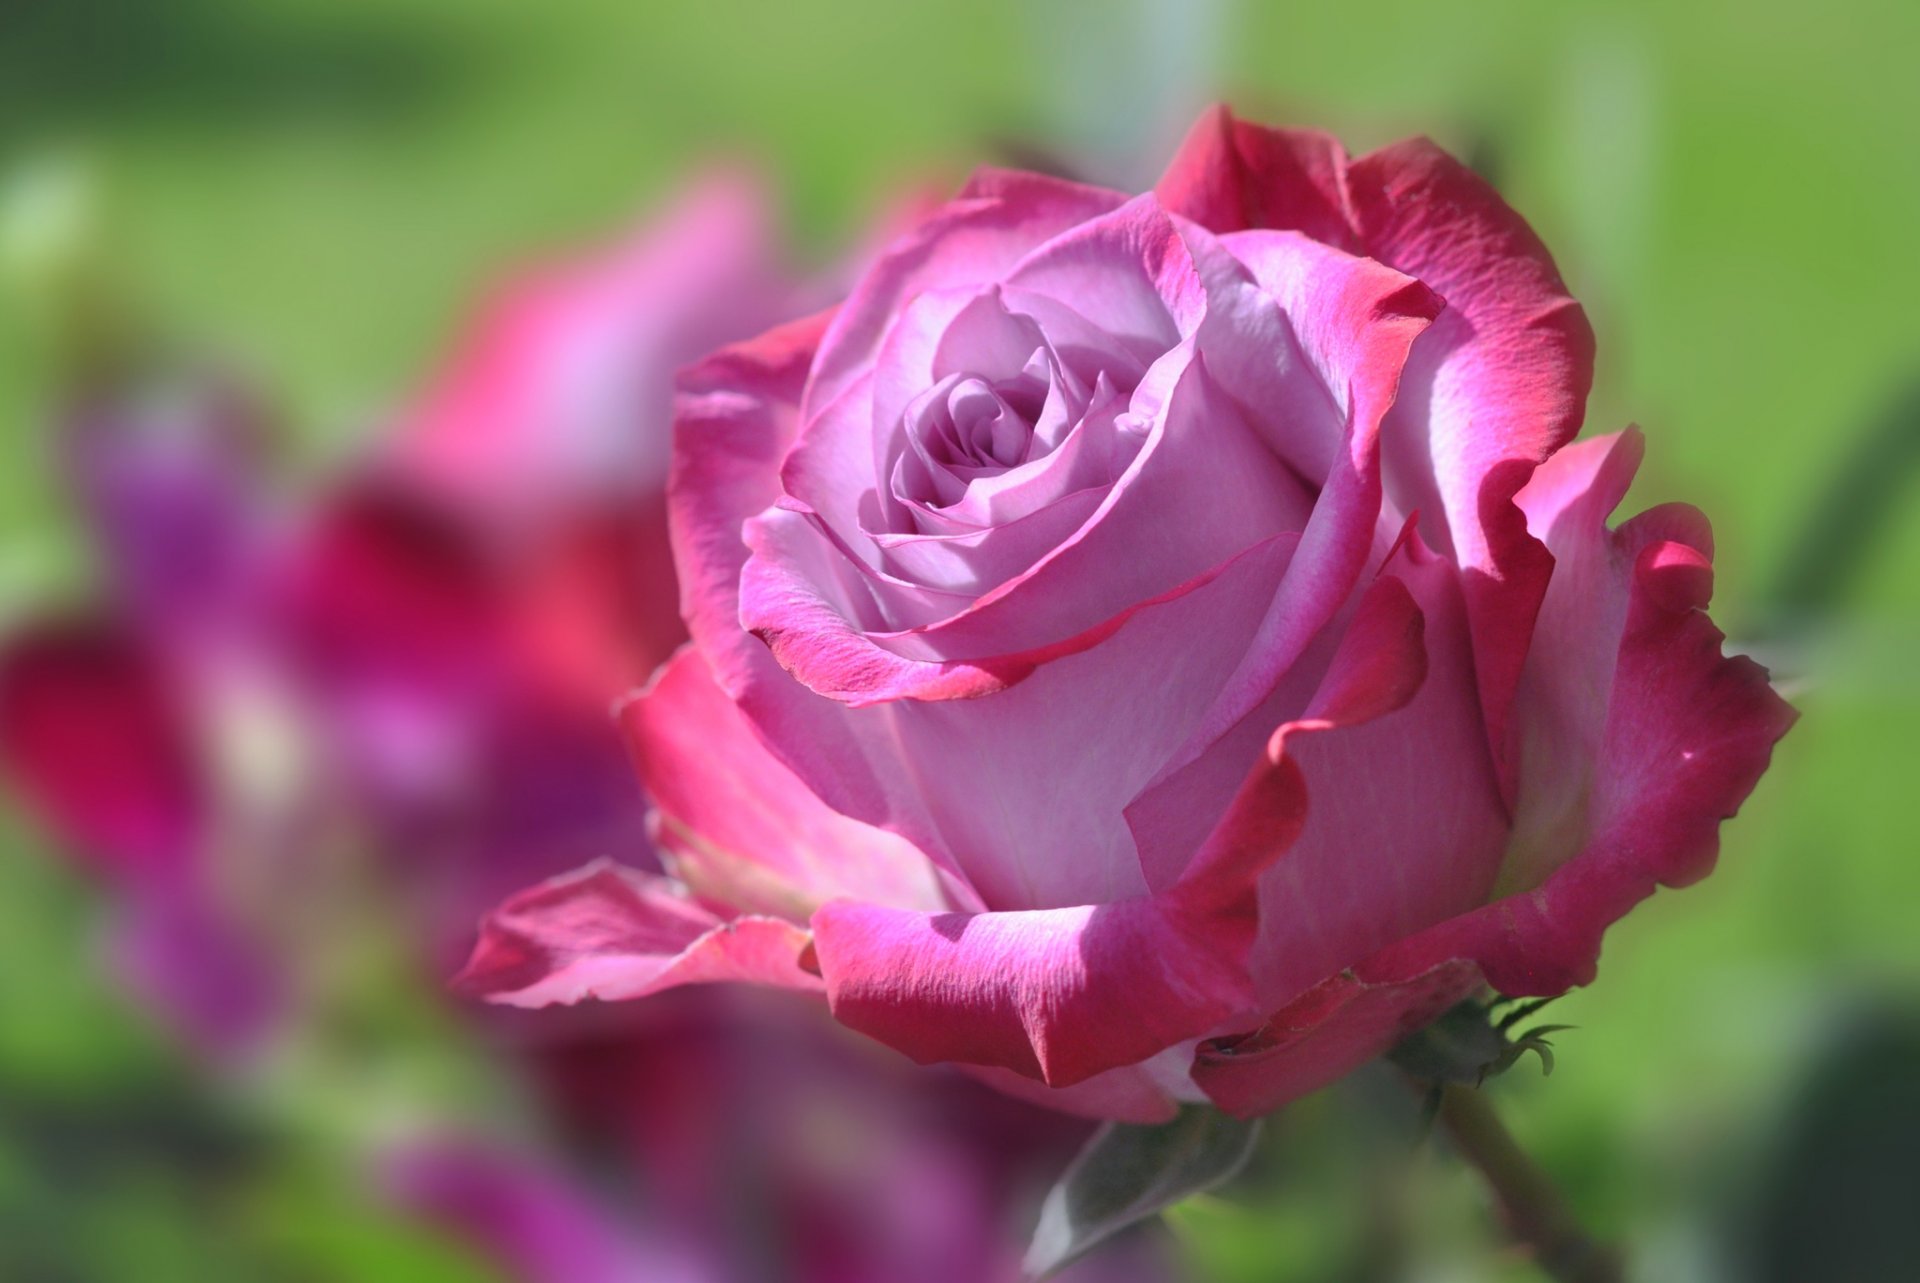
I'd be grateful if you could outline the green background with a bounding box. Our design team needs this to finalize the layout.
[3,1,1916,1278]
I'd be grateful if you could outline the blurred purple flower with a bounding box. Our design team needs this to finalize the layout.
[0,171,1174,1282]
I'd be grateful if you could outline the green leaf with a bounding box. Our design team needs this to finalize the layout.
[1024,1105,1262,1279]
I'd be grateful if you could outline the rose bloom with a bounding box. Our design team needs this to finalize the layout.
[0,177,1167,1280]
[462,108,1796,1122]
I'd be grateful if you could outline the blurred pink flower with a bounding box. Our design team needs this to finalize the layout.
[0,172,1169,1280]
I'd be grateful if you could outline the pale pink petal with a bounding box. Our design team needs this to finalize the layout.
[671,312,988,902]
[743,348,1309,702]
[1241,541,1509,1009]
[619,645,947,919]
[1350,139,1596,795]
[770,533,1298,911]
[998,193,1208,361]
[807,573,1431,1087]
[671,309,835,691]
[804,170,1127,419]
[1119,232,1443,881]
[1150,226,1437,741]
[456,861,823,1008]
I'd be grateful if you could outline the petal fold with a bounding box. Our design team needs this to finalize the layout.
[809,573,1433,1088]
[1158,105,1598,798]
[456,861,822,1008]
[1190,430,1794,1117]
[619,645,946,919]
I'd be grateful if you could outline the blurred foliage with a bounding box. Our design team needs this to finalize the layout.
[2,0,1918,1278]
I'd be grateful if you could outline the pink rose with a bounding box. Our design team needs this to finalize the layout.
[1,172,1176,1280]
[461,108,1795,1122]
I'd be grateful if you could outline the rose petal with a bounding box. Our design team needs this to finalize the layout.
[958,1063,1183,1126]
[999,193,1207,364]
[1192,431,1794,1116]
[1154,109,1358,250]
[1350,139,1596,798]
[1193,960,1480,1118]
[766,532,1299,910]
[1240,541,1509,1009]
[455,861,823,1008]
[619,645,947,919]
[672,309,836,691]
[1120,232,1444,876]
[673,313,990,900]
[1162,226,1438,721]
[1158,107,1598,801]
[745,345,1309,701]
[811,893,1257,1088]
[805,170,1128,420]
[807,573,1430,1087]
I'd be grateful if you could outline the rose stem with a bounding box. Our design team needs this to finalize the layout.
[1432,1083,1625,1283]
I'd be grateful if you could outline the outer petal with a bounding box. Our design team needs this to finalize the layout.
[672,309,835,687]
[1395,434,1796,992]
[1153,108,1358,250]
[1193,431,1794,1117]
[618,645,947,919]
[1240,536,1510,1009]
[1351,139,1596,794]
[811,894,1256,1088]
[1192,961,1480,1118]
[959,1063,1182,1127]
[673,314,987,901]
[1159,106,1598,797]
[804,170,1127,418]
[1122,231,1444,882]
[455,861,823,1008]
[809,574,1430,1088]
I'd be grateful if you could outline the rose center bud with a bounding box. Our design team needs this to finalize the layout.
[883,339,1137,566]
[917,374,1040,476]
